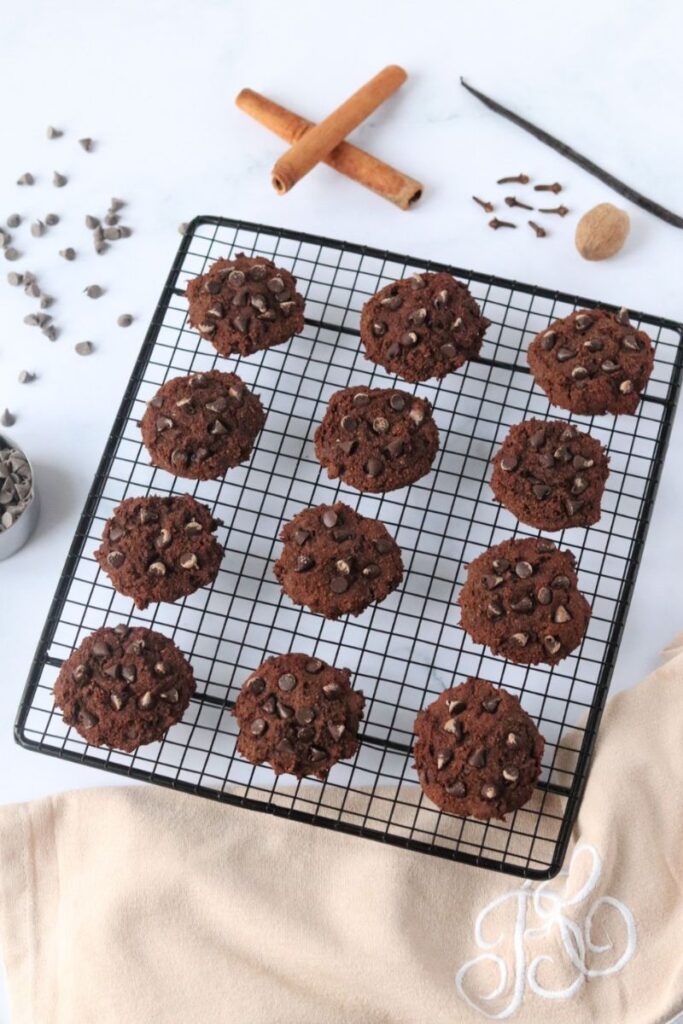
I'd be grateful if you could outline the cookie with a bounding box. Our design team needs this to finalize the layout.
[140,370,265,480]
[53,624,195,752]
[490,420,610,531]
[314,385,439,493]
[459,537,591,666]
[273,502,404,619]
[186,253,305,358]
[233,652,365,779]
[360,271,489,383]
[413,678,544,820]
[94,494,223,610]
[527,307,654,416]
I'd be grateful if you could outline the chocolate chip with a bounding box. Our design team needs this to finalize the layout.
[487,600,504,619]
[278,672,297,692]
[532,483,551,500]
[295,554,314,573]
[250,718,267,736]
[554,605,571,623]
[400,331,418,348]
[537,586,552,605]
[340,415,357,432]
[92,640,111,660]
[500,456,518,472]
[372,321,386,337]
[309,747,327,763]
[107,551,124,568]
[481,783,500,800]
[554,445,572,463]
[322,509,338,528]
[543,635,561,655]
[509,596,533,613]
[440,342,456,358]
[468,747,487,768]
[79,710,98,730]
[447,699,467,715]
[293,528,310,545]
[389,394,406,411]
[262,696,277,715]
[386,343,400,358]
[574,313,592,331]
[276,701,294,720]
[615,307,630,326]
[573,455,594,470]
[375,538,394,555]
[248,676,266,696]
[571,366,589,380]
[483,574,504,590]
[328,722,346,741]
[552,574,570,589]
[296,707,315,725]
[529,429,546,449]
[148,561,166,576]
[409,405,425,425]
[482,698,501,713]
[442,718,464,741]
[155,528,172,550]
[436,749,452,770]
[621,335,642,352]
[276,738,294,755]
[601,360,618,374]
[446,780,467,797]
[556,347,575,362]
[410,274,426,289]
[352,392,371,407]
[139,691,154,709]
[330,576,349,594]
[362,564,380,579]
[160,688,179,703]
[506,732,521,748]
[492,557,509,573]
[228,270,245,287]
[433,289,449,308]
[372,416,389,434]
[619,380,634,394]
[322,682,340,697]
[335,559,351,576]
[366,457,383,478]
[180,553,199,570]
[583,339,603,352]
[572,476,588,495]
[305,659,323,674]
[233,315,248,333]
[185,520,203,535]
[541,330,557,351]
[72,665,89,683]
[386,440,404,459]
[297,726,315,742]
[409,307,427,325]
[110,694,124,711]
[514,560,533,579]
[380,294,402,310]
[511,632,529,647]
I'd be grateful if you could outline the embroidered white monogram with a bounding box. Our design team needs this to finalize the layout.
[455,843,637,1019]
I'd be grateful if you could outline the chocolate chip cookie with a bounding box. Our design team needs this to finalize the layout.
[413,678,544,820]
[94,494,223,610]
[491,420,610,531]
[314,385,439,492]
[459,537,591,666]
[233,652,365,779]
[186,253,305,358]
[140,370,265,480]
[273,502,404,619]
[360,271,489,382]
[53,624,195,751]
[527,307,654,416]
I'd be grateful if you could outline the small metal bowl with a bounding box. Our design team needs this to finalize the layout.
[0,434,39,561]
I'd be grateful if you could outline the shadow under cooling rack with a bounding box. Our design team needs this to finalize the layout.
[14,216,683,879]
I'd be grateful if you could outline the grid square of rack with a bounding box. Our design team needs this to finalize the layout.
[15,217,683,879]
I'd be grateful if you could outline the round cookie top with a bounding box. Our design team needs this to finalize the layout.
[527,307,654,416]
[459,537,591,666]
[53,624,195,752]
[313,385,439,493]
[491,419,610,532]
[94,494,223,610]
[140,370,265,481]
[413,678,544,820]
[233,652,365,779]
[360,271,489,383]
[186,253,305,358]
[273,501,404,619]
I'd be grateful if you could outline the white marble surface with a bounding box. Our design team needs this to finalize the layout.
[1,0,682,1018]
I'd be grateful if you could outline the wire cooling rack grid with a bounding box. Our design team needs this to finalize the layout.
[15,217,683,879]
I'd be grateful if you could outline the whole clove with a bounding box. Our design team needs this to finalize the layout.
[497,173,529,185]
[534,182,562,194]
[505,196,533,210]
[489,217,516,230]
[528,221,547,238]
[539,205,570,217]
[460,76,683,229]
[472,196,494,213]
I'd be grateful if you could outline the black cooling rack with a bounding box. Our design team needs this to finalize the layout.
[14,217,683,879]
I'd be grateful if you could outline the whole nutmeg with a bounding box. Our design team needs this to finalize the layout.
[575,203,630,261]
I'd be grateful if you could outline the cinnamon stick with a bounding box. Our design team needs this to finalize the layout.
[235,88,422,210]
[269,65,408,196]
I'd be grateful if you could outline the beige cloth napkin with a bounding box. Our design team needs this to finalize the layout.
[2,640,683,1024]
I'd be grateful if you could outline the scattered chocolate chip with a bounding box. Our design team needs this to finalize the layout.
[446,780,467,797]
[555,347,574,362]
[250,718,267,736]
[543,635,561,655]
[537,586,552,605]
[277,672,297,693]
[60,247,76,261]
[75,340,94,356]
[468,746,487,768]
[52,171,67,188]
[321,509,338,528]
[554,605,571,623]
[17,173,34,186]
[514,560,533,579]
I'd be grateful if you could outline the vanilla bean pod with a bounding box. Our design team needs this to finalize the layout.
[460,78,683,228]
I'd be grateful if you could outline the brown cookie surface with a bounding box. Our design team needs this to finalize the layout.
[94,494,223,610]
[527,307,654,415]
[140,370,265,480]
[54,624,195,752]
[273,502,404,619]
[459,537,591,666]
[233,652,365,779]
[413,678,544,820]
[360,271,489,383]
[491,420,610,531]
[314,385,439,493]
[186,253,305,358]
